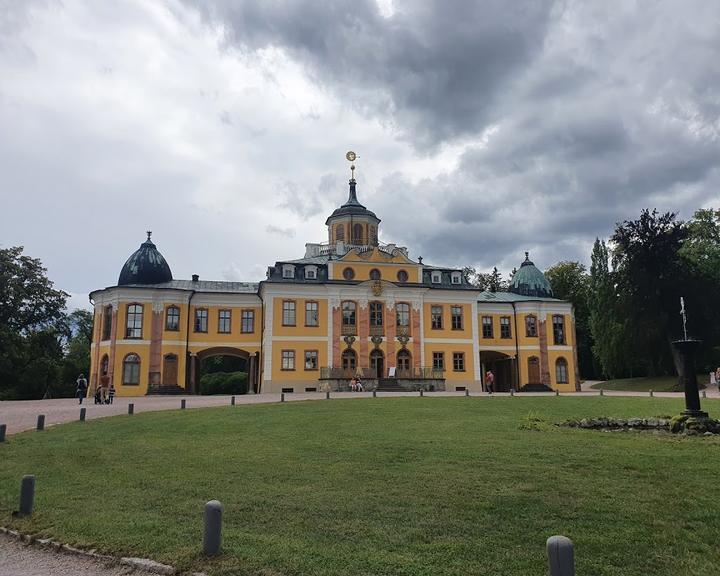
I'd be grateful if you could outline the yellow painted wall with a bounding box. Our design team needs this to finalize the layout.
[270,341,328,381]
[547,349,576,391]
[422,342,476,381]
[476,312,517,346]
[272,298,329,337]
[112,343,151,396]
[423,303,473,337]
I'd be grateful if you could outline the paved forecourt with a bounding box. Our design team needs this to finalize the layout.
[1,389,717,436]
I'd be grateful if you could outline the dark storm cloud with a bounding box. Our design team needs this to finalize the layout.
[189,0,556,148]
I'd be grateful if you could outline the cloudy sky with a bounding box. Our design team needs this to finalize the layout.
[1,0,719,310]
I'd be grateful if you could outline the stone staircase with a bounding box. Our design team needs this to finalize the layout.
[376,378,411,392]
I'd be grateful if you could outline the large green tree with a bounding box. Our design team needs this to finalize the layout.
[59,309,94,398]
[0,246,68,399]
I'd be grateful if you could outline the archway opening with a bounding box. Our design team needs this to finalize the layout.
[479,351,517,392]
[191,347,256,395]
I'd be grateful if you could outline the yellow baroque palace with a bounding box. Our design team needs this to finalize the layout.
[89,169,580,396]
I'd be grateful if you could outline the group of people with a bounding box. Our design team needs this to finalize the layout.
[710,368,720,387]
[75,374,115,405]
[349,377,364,392]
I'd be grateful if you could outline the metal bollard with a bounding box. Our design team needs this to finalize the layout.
[80,408,86,422]
[599,389,604,396]
[326,391,330,400]
[649,389,654,397]
[231,396,236,406]
[203,500,223,556]
[18,475,36,517]
[465,388,469,397]
[555,389,560,396]
[547,535,575,576]
[420,389,424,397]
[36,415,45,431]
[373,390,376,398]
[0,424,6,443]
[281,393,285,403]
[510,389,515,397]
[181,399,186,410]
[702,390,707,399]
[128,403,134,415]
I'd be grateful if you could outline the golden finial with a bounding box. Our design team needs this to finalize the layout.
[346,150,357,181]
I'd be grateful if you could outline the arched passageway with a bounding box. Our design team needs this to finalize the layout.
[479,351,517,392]
[188,347,259,395]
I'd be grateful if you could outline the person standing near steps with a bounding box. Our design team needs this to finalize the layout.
[76,374,88,404]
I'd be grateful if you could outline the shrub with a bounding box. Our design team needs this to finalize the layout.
[199,371,248,395]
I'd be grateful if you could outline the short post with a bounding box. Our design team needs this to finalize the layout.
[373,390,377,398]
[18,475,36,517]
[555,389,560,396]
[420,389,424,397]
[547,535,575,576]
[36,415,45,431]
[326,391,330,400]
[0,424,6,443]
[599,388,604,396]
[281,393,285,403]
[79,408,86,422]
[203,500,223,556]
[231,396,236,406]
[702,390,707,399]
[128,403,134,415]
[649,389,654,398]
[181,399,186,410]
[465,388,469,397]
[510,388,515,397]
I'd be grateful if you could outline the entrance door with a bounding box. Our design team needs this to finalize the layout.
[370,350,385,378]
[528,356,540,384]
[162,354,178,386]
[396,349,412,377]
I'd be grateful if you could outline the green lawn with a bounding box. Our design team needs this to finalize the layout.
[591,376,708,392]
[1,397,719,576]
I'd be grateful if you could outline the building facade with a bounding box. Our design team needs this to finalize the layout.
[89,172,580,396]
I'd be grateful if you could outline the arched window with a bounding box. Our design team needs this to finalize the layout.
[162,354,178,386]
[341,349,357,371]
[123,353,141,385]
[527,356,540,384]
[370,226,378,245]
[369,268,381,280]
[555,357,569,384]
[397,270,409,283]
[397,349,412,372]
[352,223,363,244]
[101,354,109,375]
[396,303,410,327]
[343,267,355,280]
[336,224,345,241]
[166,306,180,331]
[125,304,143,339]
[102,305,112,340]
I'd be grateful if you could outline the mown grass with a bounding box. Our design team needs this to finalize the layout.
[1,397,719,576]
[591,376,708,391]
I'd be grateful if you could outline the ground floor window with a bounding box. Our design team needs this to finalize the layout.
[122,353,140,385]
[342,349,357,371]
[305,350,318,370]
[556,357,568,384]
[452,352,465,372]
[282,350,295,370]
[432,352,444,370]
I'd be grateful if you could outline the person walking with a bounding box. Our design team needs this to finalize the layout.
[107,383,116,404]
[76,374,88,405]
[485,369,495,394]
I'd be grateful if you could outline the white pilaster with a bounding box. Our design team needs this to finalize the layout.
[471,301,481,381]
[263,296,274,380]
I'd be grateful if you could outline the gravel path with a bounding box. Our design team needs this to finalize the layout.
[0,534,134,576]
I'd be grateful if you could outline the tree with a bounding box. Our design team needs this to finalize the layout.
[0,246,68,399]
[545,261,597,378]
[60,309,94,398]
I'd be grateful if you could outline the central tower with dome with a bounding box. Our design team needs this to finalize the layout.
[88,153,579,398]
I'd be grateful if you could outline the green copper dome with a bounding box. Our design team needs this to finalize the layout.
[118,232,173,286]
[509,252,553,298]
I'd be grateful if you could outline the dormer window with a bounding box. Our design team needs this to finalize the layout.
[451,272,461,284]
[305,266,317,280]
[431,271,442,284]
[282,265,295,279]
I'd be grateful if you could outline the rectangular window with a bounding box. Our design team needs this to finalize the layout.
[482,316,493,339]
[556,360,569,384]
[166,306,180,331]
[451,306,463,330]
[500,316,511,339]
[218,309,231,333]
[453,352,465,372]
[342,301,356,326]
[431,305,443,330]
[125,304,143,339]
[432,352,445,371]
[396,303,410,327]
[281,350,295,370]
[102,306,112,340]
[194,309,208,333]
[525,315,537,337]
[370,302,383,326]
[304,350,318,370]
[553,315,566,345]
[282,301,296,326]
[241,309,255,333]
[305,301,319,327]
